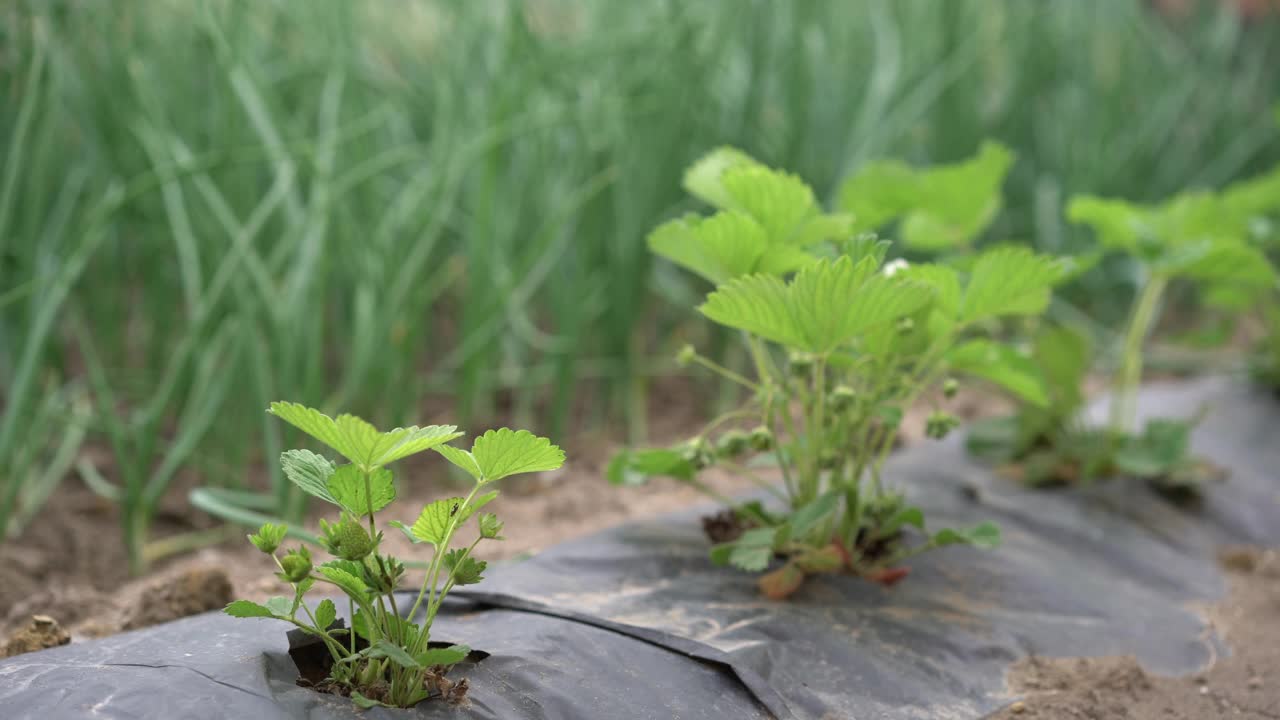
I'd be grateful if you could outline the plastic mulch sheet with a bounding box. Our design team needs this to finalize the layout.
[2,378,1276,720]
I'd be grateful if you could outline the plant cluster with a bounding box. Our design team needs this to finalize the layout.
[225,403,564,709]
[611,149,1069,598]
[968,160,1280,489]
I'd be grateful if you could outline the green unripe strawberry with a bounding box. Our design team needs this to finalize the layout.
[943,378,959,399]
[321,516,375,561]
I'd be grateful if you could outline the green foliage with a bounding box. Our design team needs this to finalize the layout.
[1062,163,1280,451]
[614,149,1067,598]
[966,321,1222,492]
[839,142,1015,251]
[700,256,933,352]
[6,0,1279,555]
[224,404,563,709]
[268,402,462,471]
[434,429,566,483]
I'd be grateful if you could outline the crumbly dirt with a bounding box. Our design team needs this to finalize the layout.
[1,615,70,658]
[989,546,1280,720]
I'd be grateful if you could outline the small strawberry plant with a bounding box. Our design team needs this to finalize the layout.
[970,166,1280,491]
[612,148,1067,598]
[225,403,564,709]
[966,324,1214,491]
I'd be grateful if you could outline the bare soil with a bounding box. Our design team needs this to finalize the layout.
[989,547,1280,720]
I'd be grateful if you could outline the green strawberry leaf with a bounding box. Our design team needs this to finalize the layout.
[710,527,778,572]
[700,255,930,353]
[434,443,483,480]
[369,425,464,467]
[313,599,336,630]
[932,522,1001,549]
[605,448,695,486]
[368,640,421,669]
[408,491,496,546]
[467,428,566,482]
[960,247,1066,323]
[880,506,925,535]
[411,498,467,546]
[1114,419,1193,477]
[839,158,919,234]
[351,692,392,709]
[648,212,779,285]
[443,549,487,585]
[947,340,1049,407]
[265,596,294,617]
[788,490,840,538]
[318,565,367,598]
[279,449,337,505]
[224,600,278,619]
[416,644,471,668]
[269,402,461,469]
[683,146,764,210]
[326,464,396,516]
[721,165,821,243]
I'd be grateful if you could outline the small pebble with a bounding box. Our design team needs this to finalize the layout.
[1198,685,1209,696]
[1009,700,1026,714]
[1248,677,1263,690]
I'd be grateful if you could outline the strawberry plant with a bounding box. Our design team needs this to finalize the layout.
[1069,187,1277,435]
[611,148,1067,598]
[966,324,1215,491]
[225,403,564,709]
[970,165,1280,491]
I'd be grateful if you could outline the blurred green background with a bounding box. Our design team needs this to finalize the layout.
[2,0,1278,558]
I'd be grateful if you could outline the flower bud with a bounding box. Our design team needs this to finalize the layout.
[675,344,697,368]
[925,411,961,440]
[279,546,312,583]
[248,522,286,554]
[716,429,750,459]
[829,385,856,412]
[787,351,814,377]
[680,438,715,470]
